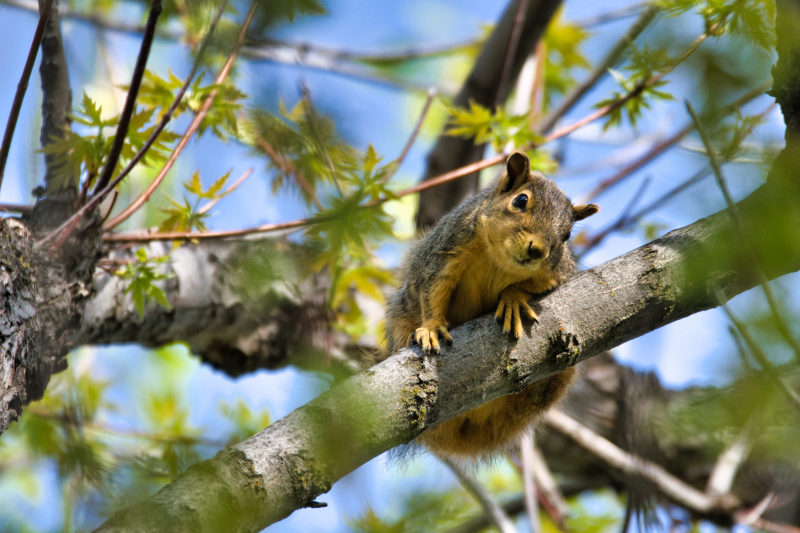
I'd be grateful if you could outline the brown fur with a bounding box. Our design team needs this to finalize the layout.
[385,151,598,458]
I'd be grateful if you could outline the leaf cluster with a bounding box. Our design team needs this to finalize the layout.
[40,93,180,191]
[595,44,675,130]
[114,247,173,316]
[244,98,400,333]
[157,170,231,236]
[444,99,544,152]
[658,0,776,50]
[137,69,246,140]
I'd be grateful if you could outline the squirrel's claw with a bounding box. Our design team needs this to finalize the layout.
[496,287,539,339]
[414,323,452,354]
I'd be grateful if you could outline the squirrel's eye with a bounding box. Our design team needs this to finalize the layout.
[512,194,529,211]
[562,230,572,242]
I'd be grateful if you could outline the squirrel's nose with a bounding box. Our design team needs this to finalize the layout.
[527,242,545,260]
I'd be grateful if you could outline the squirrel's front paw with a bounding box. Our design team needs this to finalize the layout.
[495,287,539,339]
[414,322,453,354]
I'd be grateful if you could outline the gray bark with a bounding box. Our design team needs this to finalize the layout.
[78,240,365,375]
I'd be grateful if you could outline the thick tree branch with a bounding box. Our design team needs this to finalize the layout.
[78,240,364,376]
[94,172,800,530]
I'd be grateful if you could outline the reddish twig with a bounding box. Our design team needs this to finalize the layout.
[0,0,55,190]
[103,0,258,231]
[103,218,310,243]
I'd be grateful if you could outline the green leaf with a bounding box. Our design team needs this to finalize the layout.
[114,249,173,316]
[444,99,543,151]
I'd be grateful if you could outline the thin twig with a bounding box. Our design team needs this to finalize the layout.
[540,4,659,134]
[687,100,800,359]
[103,218,309,242]
[519,433,540,533]
[577,165,710,258]
[103,1,258,231]
[545,408,739,514]
[197,167,253,215]
[439,456,518,533]
[35,0,230,249]
[717,298,800,409]
[581,80,769,203]
[91,0,162,193]
[255,136,322,210]
[382,87,437,184]
[0,0,55,190]
[0,202,34,213]
[706,435,750,496]
[581,124,690,204]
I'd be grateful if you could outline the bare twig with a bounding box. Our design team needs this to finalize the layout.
[91,0,162,193]
[577,166,710,258]
[382,87,437,184]
[0,0,55,190]
[518,433,540,533]
[718,298,800,409]
[35,0,229,249]
[582,89,767,204]
[706,435,750,496]
[0,203,34,213]
[255,137,322,210]
[540,4,659,134]
[440,456,518,533]
[101,152,508,242]
[545,409,739,514]
[103,1,258,231]
[687,100,800,359]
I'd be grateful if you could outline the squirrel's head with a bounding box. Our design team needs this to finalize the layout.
[478,151,598,276]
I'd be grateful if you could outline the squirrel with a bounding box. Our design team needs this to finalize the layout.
[385,151,598,458]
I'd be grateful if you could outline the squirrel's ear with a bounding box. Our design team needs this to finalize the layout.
[573,203,599,221]
[498,151,530,193]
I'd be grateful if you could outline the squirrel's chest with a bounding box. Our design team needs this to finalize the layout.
[446,259,523,327]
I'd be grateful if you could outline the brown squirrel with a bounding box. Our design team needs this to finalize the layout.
[385,151,598,457]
